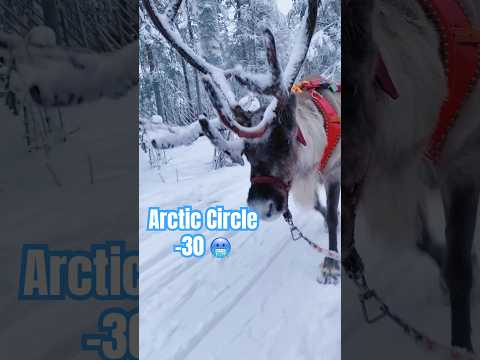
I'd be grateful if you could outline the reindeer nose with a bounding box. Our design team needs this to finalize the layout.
[248,198,278,221]
[266,201,274,218]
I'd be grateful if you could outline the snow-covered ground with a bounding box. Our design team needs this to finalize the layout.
[0,90,138,359]
[139,138,341,360]
[343,194,480,359]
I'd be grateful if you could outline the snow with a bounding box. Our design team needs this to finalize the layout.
[3,31,138,106]
[229,64,276,95]
[276,0,293,15]
[146,121,204,150]
[139,137,341,360]
[0,89,139,358]
[26,26,56,47]
[239,94,260,112]
[343,200,480,358]
[283,0,317,89]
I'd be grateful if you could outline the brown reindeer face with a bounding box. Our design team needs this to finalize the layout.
[244,96,297,220]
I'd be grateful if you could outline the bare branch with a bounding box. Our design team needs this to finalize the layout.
[149,121,203,150]
[199,115,245,166]
[283,0,319,90]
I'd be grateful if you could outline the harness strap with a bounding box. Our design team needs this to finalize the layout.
[292,79,341,172]
[250,176,291,194]
[310,90,341,171]
[418,0,480,162]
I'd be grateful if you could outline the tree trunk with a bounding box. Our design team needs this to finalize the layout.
[180,57,195,123]
[146,44,163,118]
[41,0,59,38]
[185,3,202,112]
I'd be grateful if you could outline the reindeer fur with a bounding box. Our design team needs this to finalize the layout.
[291,90,341,209]
[344,0,480,351]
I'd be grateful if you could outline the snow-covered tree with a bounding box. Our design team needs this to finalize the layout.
[140,0,341,169]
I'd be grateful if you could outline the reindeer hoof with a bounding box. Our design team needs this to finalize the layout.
[317,257,340,285]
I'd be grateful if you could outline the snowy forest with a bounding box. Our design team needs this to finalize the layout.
[139,3,342,358]
[139,0,340,167]
[1,0,137,155]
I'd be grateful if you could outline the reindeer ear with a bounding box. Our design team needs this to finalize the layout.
[278,93,297,132]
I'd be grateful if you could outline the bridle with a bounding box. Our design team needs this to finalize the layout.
[250,175,292,208]
[250,176,291,194]
[249,78,341,210]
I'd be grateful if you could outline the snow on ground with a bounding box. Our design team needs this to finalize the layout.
[342,200,480,358]
[0,90,138,359]
[139,137,341,360]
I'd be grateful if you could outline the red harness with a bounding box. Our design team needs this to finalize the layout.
[377,0,480,163]
[250,79,341,195]
[293,79,341,172]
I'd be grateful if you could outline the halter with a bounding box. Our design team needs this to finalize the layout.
[249,79,340,203]
[250,176,291,196]
[250,175,292,217]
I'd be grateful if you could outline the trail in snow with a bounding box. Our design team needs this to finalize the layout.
[139,138,341,360]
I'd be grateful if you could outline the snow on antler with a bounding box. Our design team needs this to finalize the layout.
[226,0,318,93]
[283,0,319,90]
[143,0,294,140]
[203,75,279,139]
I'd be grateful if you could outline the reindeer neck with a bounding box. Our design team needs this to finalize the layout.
[293,93,328,176]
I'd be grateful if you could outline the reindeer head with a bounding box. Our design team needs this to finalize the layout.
[144,0,318,220]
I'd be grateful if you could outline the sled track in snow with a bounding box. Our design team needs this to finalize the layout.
[169,237,291,360]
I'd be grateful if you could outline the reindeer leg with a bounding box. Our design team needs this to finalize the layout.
[441,179,478,352]
[416,203,445,268]
[318,181,340,285]
[314,189,328,229]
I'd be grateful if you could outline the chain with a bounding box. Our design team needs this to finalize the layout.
[283,207,477,358]
[283,210,340,261]
[345,254,479,360]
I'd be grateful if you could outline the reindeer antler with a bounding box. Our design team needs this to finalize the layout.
[143,0,318,139]
[283,0,319,90]
[227,0,318,94]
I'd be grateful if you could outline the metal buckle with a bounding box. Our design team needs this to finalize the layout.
[289,225,302,241]
[359,289,387,324]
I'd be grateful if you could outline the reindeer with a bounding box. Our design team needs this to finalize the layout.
[343,0,480,352]
[143,0,341,283]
